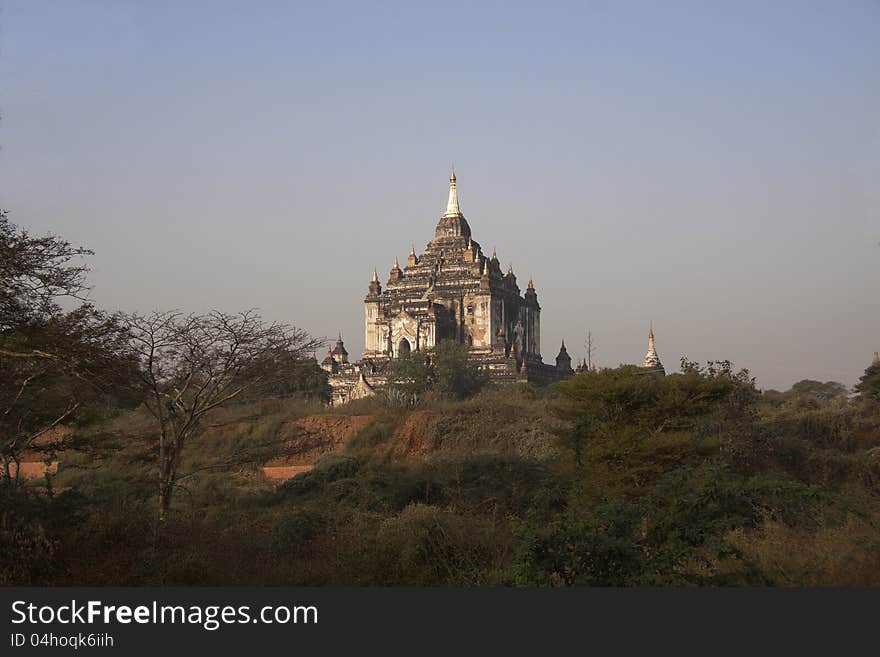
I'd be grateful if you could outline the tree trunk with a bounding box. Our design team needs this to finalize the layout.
[157,434,182,524]
[157,446,176,524]
[158,481,173,524]
[12,453,21,489]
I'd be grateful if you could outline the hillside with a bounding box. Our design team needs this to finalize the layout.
[4,364,880,587]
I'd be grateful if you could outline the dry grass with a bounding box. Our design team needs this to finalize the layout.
[727,516,880,586]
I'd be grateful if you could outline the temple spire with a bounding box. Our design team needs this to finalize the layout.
[371,268,379,283]
[643,323,663,372]
[443,165,461,217]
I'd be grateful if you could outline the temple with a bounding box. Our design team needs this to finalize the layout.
[323,168,574,406]
[641,323,666,376]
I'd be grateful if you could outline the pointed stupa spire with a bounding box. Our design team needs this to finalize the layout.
[492,246,497,260]
[643,323,663,371]
[507,263,513,275]
[527,277,534,289]
[482,258,489,276]
[442,165,461,217]
[410,243,416,256]
[873,351,880,366]
[368,267,382,296]
[393,256,400,269]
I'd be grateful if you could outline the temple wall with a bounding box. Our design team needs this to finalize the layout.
[467,293,492,348]
[364,301,382,355]
[534,307,541,358]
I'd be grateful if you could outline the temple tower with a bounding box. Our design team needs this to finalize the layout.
[642,323,666,375]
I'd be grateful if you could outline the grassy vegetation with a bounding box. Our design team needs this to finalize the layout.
[3,362,880,586]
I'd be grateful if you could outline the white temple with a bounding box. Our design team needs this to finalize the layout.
[642,324,665,375]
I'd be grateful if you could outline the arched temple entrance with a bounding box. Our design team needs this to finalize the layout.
[398,338,411,358]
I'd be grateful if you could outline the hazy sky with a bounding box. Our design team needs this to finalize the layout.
[2,1,878,390]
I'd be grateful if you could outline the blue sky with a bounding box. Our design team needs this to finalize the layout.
[1,1,878,389]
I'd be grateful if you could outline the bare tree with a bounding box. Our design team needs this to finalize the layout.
[123,310,321,523]
[584,330,597,371]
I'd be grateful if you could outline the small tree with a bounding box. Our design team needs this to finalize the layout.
[788,379,849,401]
[385,350,431,407]
[288,358,332,402]
[855,360,880,404]
[236,353,330,403]
[431,339,487,400]
[123,310,320,523]
[385,340,487,406]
